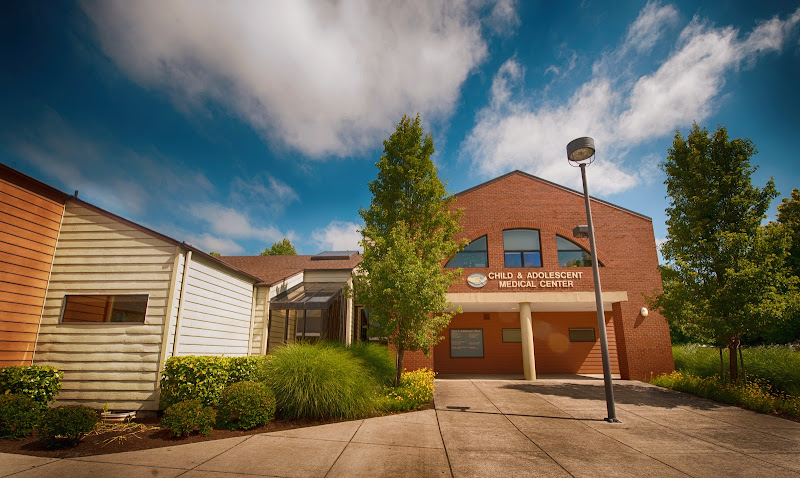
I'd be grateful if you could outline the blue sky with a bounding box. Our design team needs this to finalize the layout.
[1,1,798,256]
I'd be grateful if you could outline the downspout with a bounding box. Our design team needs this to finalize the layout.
[172,250,192,357]
[247,285,256,356]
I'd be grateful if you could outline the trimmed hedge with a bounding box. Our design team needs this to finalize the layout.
[0,365,62,405]
[161,399,216,437]
[217,381,276,430]
[0,394,45,438]
[38,405,98,448]
[159,356,270,409]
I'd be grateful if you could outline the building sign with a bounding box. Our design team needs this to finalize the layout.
[467,270,585,289]
[450,329,484,358]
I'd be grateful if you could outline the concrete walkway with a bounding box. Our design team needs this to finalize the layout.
[2,377,799,477]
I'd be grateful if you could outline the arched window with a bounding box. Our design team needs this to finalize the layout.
[446,235,488,268]
[557,236,598,267]
[503,229,541,267]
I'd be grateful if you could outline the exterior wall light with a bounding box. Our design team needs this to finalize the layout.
[566,136,620,423]
[641,307,649,318]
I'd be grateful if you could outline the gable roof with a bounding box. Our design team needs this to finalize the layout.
[219,254,362,286]
[455,170,651,221]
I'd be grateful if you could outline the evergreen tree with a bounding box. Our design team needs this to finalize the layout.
[354,114,464,386]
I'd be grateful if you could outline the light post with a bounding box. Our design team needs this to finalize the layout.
[566,137,619,423]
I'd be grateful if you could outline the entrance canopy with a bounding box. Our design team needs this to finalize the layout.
[446,291,628,312]
[270,282,347,310]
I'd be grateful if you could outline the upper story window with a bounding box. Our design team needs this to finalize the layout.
[503,229,542,268]
[557,236,597,267]
[446,235,488,268]
[61,295,148,323]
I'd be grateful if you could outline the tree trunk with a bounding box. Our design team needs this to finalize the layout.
[719,347,725,380]
[738,344,746,382]
[394,347,405,387]
[728,339,738,382]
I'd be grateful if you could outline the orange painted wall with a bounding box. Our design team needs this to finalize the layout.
[433,311,619,375]
[0,168,65,367]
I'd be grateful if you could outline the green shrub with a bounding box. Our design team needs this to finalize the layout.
[159,355,270,409]
[672,344,800,396]
[380,368,435,412]
[161,399,216,437]
[0,394,45,438]
[263,343,378,419]
[37,405,98,448]
[0,365,62,405]
[217,381,276,430]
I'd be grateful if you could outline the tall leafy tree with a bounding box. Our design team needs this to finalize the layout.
[261,238,297,256]
[655,124,792,380]
[354,114,464,386]
[777,189,800,279]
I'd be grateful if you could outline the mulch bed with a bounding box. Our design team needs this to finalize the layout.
[0,416,351,459]
[0,402,434,459]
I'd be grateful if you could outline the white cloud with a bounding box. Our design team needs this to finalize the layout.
[80,0,512,157]
[186,202,287,243]
[230,174,299,213]
[184,233,244,255]
[311,220,362,252]
[462,5,800,196]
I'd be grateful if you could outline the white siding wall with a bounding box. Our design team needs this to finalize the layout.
[250,286,268,355]
[34,202,176,411]
[173,255,253,356]
[303,270,351,283]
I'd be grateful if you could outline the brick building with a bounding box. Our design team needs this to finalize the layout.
[417,170,674,381]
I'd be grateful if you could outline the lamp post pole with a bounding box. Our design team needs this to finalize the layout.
[566,137,619,423]
[579,162,619,423]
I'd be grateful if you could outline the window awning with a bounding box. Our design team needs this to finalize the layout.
[270,282,347,310]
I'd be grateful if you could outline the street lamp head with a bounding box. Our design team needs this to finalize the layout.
[567,137,596,164]
[572,225,589,238]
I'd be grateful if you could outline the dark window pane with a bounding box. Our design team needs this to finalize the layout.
[462,235,487,252]
[522,252,542,267]
[62,295,148,323]
[569,328,596,342]
[558,251,592,267]
[502,329,521,342]
[504,252,522,268]
[446,251,488,268]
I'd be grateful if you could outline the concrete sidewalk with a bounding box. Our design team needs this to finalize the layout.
[2,377,799,477]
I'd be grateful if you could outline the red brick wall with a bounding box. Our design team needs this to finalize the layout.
[388,344,434,372]
[442,172,674,381]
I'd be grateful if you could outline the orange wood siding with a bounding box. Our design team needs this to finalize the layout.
[0,175,64,367]
[434,311,619,375]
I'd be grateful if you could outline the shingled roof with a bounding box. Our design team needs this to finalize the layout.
[219,254,362,286]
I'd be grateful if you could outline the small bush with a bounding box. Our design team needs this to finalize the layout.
[263,343,378,419]
[37,405,98,448]
[0,394,44,438]
[161,399,216,437]
[0,365,62,405]
[217,381,276,430]
[381,368,436,412]
[159,355,270,409]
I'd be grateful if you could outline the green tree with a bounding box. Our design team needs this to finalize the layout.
[209,252,221,257]
[261,238,297,256]
[353,114,464,386]
[655,124,793,380]
[777,189,800,279]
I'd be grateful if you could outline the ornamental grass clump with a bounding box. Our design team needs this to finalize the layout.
[37,405,99,448]
[0,394,44,438]
[217,381,276,430]
[263,343,378,419]
[161,399,216,437]
[381,368,435,412]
